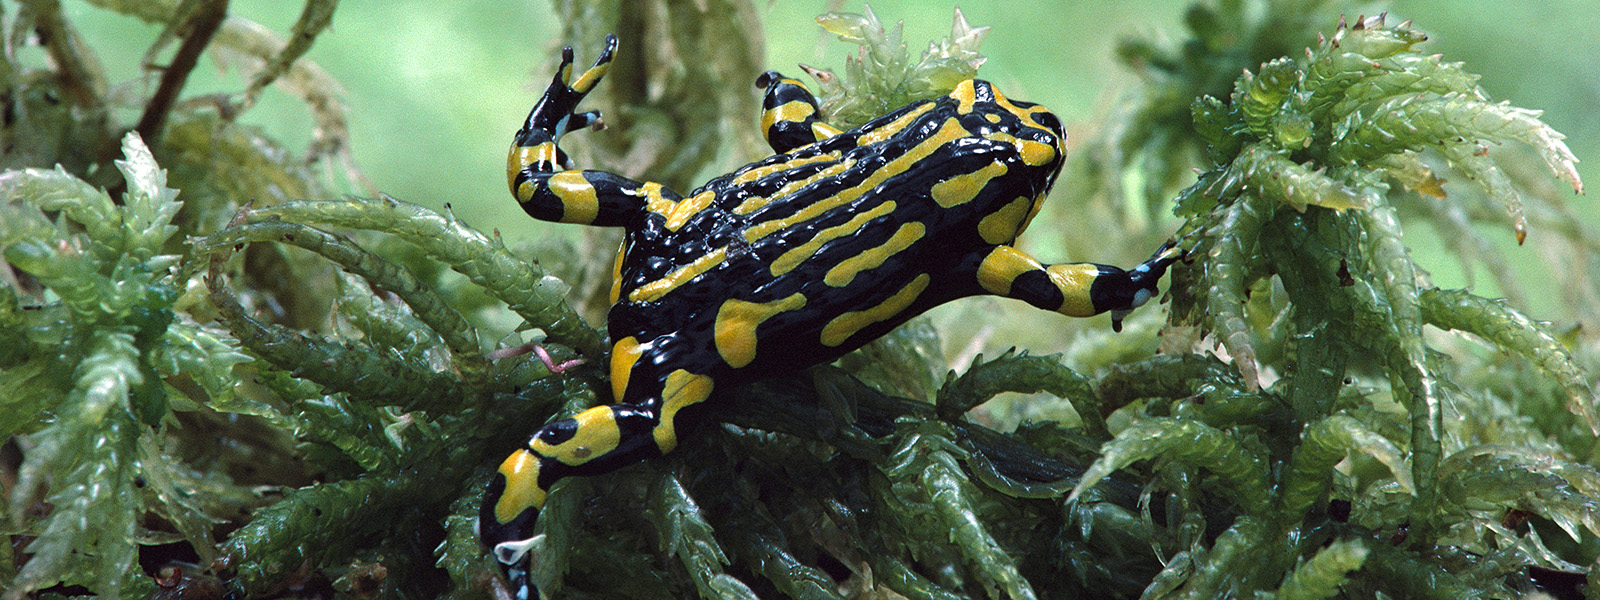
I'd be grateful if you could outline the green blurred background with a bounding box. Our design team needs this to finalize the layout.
[64,0,1600,323]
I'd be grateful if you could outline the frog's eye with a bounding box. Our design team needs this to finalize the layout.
[534,419,578,446]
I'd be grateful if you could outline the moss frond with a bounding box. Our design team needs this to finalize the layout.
[1068,417,1270,513]
[936,350,1100,432]
[10,333,147,599]
[1267,538,1368,600]
[807,7,989,128]
[648,475,756,600]
[227,197,606,359]
[1,134,207,599]
[1422,287,1598,433]
[1281,414,1412,517]
[883,421,1035,600]
[1072,0,1367,218]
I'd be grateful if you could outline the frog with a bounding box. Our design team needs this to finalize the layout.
[480,34,1179,592]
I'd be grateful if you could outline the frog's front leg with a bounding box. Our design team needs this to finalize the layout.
[506,34,687,228]
[755,70,842,153]
[970,242,1181,331]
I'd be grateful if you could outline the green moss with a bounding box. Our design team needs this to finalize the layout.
[2,2,1595,599]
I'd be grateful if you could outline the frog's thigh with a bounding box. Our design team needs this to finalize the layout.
[973,245,1100,317]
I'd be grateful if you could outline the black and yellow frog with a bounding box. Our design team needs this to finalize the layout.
[480,34,1178,589]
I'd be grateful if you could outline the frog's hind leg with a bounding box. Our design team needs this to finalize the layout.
[756,70,842,153]
[507,34,686,228]
[967,242,1181,331]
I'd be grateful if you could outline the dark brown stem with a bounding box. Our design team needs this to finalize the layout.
[28,0,101,109]
[134,0,229,148]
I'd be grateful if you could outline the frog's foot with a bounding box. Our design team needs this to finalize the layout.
[755,69,842,152]
[516,33,618,146]
[1107,240,1183,331]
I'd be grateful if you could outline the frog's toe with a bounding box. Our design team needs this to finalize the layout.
[569,33,618,94]
[755,70,786,89]
[1110,307,1133,332]
[1149,239,1184,265]
[568,110,603,134]
[555,46,576,81]
[1131,241,1180,284]
[480,502,540,597]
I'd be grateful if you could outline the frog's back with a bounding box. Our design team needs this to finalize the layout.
[610,80,1069,385]
[706,79,1067,243]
